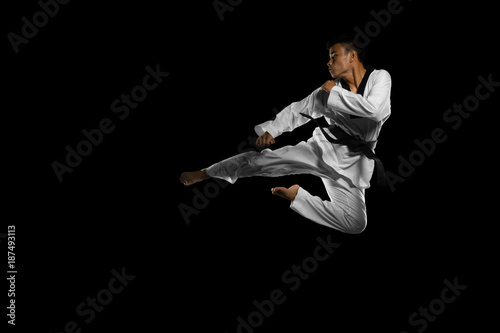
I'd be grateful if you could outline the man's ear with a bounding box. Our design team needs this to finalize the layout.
[349,51,356,63]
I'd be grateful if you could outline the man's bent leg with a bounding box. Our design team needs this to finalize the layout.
[290,178,367,234]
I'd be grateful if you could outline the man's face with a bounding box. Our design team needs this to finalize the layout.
[327,43,350,79]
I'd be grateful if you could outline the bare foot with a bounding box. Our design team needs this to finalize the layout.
[271,184,300,202]
[180,170,210,186]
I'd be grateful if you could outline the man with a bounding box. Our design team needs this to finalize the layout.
[180,33,391,234]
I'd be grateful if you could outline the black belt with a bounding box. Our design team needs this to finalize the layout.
[300,113,387,186]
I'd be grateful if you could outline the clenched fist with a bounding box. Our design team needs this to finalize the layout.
[321,80,336,93]
[256,131,275,147]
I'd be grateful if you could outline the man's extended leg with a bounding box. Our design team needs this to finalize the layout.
[180,144,311,186]
[202,141,333,183]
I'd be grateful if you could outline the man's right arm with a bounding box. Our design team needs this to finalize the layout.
[254,87,327,145]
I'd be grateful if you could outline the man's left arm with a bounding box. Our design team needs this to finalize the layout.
[324,70,392,122]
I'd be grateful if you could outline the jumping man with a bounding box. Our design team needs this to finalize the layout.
[180,33,391,234]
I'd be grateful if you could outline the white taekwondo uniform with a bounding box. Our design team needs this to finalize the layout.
[206,67,391,233]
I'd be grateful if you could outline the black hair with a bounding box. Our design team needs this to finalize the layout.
[326,33,366,63]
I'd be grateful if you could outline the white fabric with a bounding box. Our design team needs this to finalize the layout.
[254,69,391,189]
[205,68,391,233]
[205,139,367,233]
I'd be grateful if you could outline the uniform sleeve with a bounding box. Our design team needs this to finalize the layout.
[327,70,391,122]
[254,87,327,138]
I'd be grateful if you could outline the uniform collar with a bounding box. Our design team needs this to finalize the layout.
[339,65,374,96]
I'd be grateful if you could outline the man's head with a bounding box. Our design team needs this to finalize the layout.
[326,33,366,78]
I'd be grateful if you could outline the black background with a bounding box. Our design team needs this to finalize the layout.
[3,0,498,332]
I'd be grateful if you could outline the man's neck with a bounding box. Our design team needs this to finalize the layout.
[342,64,366,93]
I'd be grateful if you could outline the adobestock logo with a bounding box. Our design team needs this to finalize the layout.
[224,234,340,333]
[212,0,244,22]
[353,0,411,49]
[385,73,499,192]
[50,267,135,333]
[7,0,72,54]
[51,63,169,183]
[400,277,467,333]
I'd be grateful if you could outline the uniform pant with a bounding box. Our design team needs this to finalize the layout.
[205,139,367,234]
